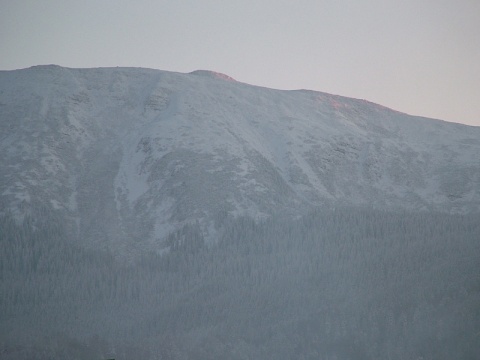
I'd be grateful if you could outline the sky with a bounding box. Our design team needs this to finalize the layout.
[1,0,479,126]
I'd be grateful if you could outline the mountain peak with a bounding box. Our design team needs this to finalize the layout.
[189,69,236,82]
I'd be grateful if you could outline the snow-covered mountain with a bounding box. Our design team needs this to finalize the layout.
[2,66,480,359]
[1,65,479,252]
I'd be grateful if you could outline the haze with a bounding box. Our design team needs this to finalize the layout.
[1,0,479,126]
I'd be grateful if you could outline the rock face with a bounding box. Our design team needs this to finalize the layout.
[1,65,479,252]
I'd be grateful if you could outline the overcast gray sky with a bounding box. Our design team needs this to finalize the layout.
[1,0,479,126]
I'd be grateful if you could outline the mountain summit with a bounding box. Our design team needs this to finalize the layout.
[1,66,479,252]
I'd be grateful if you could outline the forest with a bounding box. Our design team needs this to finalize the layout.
[1,206,479,359]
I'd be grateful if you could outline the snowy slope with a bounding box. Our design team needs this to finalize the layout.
[1,65,479,252]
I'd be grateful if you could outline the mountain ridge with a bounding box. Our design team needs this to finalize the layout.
[1,65,479,253]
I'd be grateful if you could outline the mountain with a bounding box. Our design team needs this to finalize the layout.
[1,65,479,253]
[1,66,480,359]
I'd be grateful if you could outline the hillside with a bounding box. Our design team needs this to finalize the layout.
[0,65,479,253]
[0,66,479,359]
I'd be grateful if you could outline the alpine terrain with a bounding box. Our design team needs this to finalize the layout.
[1,66,479,359]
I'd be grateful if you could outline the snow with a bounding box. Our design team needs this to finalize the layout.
[1,65,479,250]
